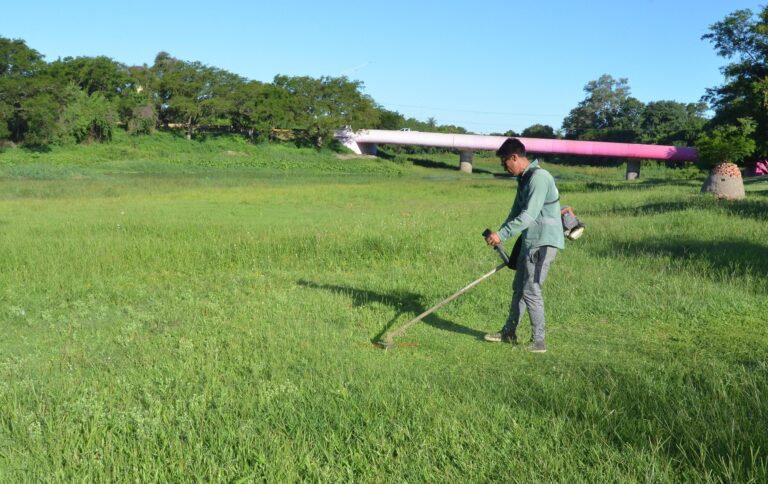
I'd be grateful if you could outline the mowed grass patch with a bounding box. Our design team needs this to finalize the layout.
[0,160,767,481]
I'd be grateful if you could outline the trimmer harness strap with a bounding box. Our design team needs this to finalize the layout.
[520,167,559,205]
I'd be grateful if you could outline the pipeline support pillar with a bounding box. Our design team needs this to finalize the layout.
[358,143,378,156]
[625,160,641,180]
[459,150,473,173]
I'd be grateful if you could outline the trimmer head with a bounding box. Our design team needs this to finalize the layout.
[375,339,395,350]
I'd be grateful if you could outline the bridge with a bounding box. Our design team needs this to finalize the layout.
[335,128,698,179]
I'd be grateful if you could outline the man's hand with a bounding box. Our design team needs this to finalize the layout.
[485,231,501,247]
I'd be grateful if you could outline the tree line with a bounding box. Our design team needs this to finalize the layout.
[1,6,767,167]
[506,75,710,168]
[0,39,466,149]
[501,7,768,169]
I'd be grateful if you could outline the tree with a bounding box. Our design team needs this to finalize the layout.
[519,124,557,162]
[228,80,294,142]
[610,96,645,142]
[121,64,158,131]
[696,118,755,199]
[46,56,142,133]
[434,123,467,134]
[17,92,60,145]
[562,74,644,142]
[126,105,157,136]
[0,37,61,144]
[152,53,244,139]
[58,85,118,143]
[521,124,556,139]
[0,99,10,141]
[641,100,708,146]
[47,56,130,99]
[562,75,649,177]
[696,117,756,168]
[0,37,45,77]
[702,7,768,156]
[375,108,406,130]
[272,75,379,147]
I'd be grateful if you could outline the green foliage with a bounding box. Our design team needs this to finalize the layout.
[0,99,11,140]
[562,74,644,142]
[58,87,118,143]
[0,36,61,144]
[46,56,130,99]
[0,36,45,76]
[695,117,756,168]
[561,75,710,156]
[374,108,406,130]
[0,34,727,157]
[0,129,403,174]
[641,100,708,145]
[521,123,556,138]
[151,53,245,139]
[2,36,716,156]
[19,93,60,145]
[126,105,157,136]
[703,7,768,156]
[273,74,380,147]
[119,65,156,120]
[228,81,293,142]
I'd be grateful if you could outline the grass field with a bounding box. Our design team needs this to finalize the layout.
[1,135,767,481]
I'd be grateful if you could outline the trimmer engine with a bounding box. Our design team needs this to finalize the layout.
[561,206,585,240]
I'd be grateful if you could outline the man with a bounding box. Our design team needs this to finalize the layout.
[484,138,564,353]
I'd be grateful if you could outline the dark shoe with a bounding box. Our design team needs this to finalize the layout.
[484,330,518,344]
[526,341,547,353]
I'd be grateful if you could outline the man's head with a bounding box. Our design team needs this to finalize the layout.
[496,138,530,176]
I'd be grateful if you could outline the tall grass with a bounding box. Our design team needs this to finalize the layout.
[0,143,766,481]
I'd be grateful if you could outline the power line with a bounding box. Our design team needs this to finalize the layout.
[430,119,547,128]
[380,102,564,118]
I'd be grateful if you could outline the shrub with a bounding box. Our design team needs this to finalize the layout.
[58,87,118,143]
[127,105,157,136]
[21,93,60,146]
[695,118,756,169]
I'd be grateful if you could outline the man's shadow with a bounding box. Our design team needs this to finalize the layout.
[296,280,486,343]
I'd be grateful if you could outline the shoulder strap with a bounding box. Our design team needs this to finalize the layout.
[520,166,560,205]
[519,166,539,185]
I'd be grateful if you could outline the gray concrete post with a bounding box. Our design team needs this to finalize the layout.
[625,159,641,180]
[459,150,474,173]
[358,143,378,156]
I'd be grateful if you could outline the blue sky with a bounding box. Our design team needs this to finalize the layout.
[1,0,764,134]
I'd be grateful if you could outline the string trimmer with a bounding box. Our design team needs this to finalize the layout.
[377,229,513,349]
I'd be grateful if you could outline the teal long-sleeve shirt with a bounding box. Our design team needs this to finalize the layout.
[498,160,565,250]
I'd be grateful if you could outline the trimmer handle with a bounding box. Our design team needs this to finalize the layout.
[482,228,510,266]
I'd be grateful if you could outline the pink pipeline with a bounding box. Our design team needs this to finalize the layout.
[337,129,698,161]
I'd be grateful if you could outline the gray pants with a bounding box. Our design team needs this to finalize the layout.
[503,245,558,343]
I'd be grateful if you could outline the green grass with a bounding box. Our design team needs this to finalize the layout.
[1,138,767,481]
